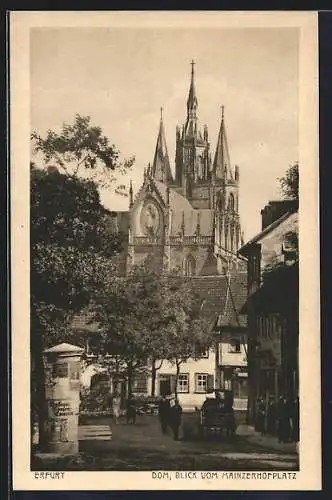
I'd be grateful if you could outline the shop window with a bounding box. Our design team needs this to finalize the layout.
[177,374,189,393]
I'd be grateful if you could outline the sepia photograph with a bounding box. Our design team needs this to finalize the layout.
[10,11,320,490]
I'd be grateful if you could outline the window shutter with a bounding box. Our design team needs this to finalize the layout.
[207,374,214,393]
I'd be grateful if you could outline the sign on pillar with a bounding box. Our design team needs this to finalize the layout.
[43,343,84,454]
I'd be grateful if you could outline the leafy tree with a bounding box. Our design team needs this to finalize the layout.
[31,114,135,186]
[31,165,121,450]
[92,266,213,398]
[160,274,213,398]
[279,162,299,201]
[92,267,150,396]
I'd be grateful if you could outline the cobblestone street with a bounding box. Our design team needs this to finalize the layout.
[33,414,299,471]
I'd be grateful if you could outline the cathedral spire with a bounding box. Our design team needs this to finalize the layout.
[213,105,232,180]
[187,60,198,117]
[184,60,199,139]
[151,109,174,184]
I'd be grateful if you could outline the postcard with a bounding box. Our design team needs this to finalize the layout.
[10,10,320,491]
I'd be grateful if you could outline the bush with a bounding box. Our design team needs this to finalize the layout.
[131,395,161,415]
[80,383,112,414]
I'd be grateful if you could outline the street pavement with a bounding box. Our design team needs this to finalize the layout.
[33,413,299,471]
[75,414,299,471]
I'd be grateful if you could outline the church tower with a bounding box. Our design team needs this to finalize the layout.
[213,106,242,265]
[151,108,174,184]
[118,60,245,278]
[175,61,211,203]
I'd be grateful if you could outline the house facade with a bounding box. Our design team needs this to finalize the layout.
[75,272,248,411]
[239,201,298,423]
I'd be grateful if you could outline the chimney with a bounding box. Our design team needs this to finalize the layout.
[261,200,298,230]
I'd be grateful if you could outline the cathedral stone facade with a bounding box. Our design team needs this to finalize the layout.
[111,62,245,277]
[74,63,249,409]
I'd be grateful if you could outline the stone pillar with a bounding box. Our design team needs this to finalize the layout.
[43,343,84,454]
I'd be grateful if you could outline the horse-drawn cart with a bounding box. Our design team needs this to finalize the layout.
[198,390,236,438]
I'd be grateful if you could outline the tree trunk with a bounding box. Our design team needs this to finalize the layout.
[127,361,134,398]
[174,361,181,399]
[151,359,163,396]
[151,360,156,397]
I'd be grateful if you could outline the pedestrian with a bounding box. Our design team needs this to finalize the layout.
[291,396,299,443]
[254,397,261,432]
[169,398,182,441]
[158,395,170,434]
[112,391,121,425]
[256,397,265,433]
[267,397,277,435]
[277,396,291,442]
[126,396,137,424]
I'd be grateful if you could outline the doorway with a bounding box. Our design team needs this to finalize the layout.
[159,375,171,396]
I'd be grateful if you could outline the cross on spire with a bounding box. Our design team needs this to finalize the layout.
[160,106,163,121]
[221,105,225,120]
[191,59,195,75]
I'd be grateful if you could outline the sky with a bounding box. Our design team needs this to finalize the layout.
[30,27,299,240]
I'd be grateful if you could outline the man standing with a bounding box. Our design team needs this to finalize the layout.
[112,391,121,425]
[126,396,137,424]
[169,398,183,441]
[158,395,170,434]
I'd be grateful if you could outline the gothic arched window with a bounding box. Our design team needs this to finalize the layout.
[228,193,235,212]
[184,255,196,276]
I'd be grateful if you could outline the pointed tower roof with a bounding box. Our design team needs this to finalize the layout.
[184,60,199,138]
[213,106,233,180]
[187,60,198,113]
[151,108,174,184]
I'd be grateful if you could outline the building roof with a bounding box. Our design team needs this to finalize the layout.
[187,60,198,114]
[241,262,298,314]
[239,210,297,257]
[189,273,247,329]
[72,272,247,335]
[43,342,85,354]
[213,107,233,181]
[151,114,174,184]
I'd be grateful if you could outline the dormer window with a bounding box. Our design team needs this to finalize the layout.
[229,339,241,353]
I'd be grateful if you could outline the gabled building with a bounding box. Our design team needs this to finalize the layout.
[155,273,247,411]
[239,200,298,423]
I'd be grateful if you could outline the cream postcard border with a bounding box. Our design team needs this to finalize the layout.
[10,10,320,491]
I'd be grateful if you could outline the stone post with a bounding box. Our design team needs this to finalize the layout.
[43,343,84,454]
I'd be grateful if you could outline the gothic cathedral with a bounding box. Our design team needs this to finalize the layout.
[112,62,245,277]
